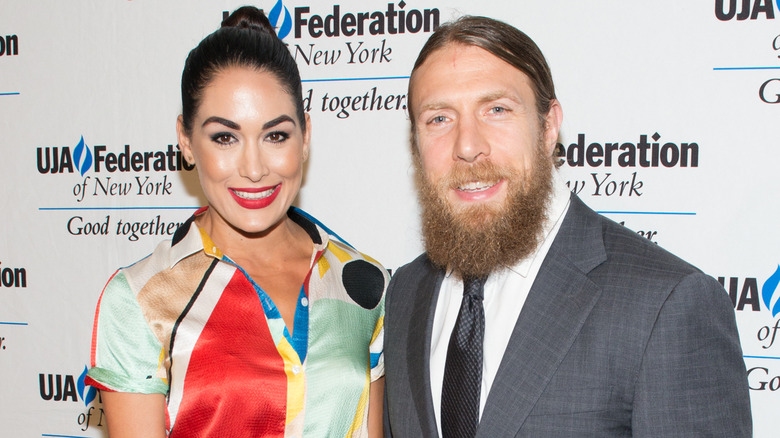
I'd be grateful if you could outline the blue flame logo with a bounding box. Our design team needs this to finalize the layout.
[72,135,92,176]
[762,265,780,318]
[269,0,293,40]
[77,365,98,406]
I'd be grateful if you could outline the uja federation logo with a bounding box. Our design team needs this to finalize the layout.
[715,0,780,20]
[763,265,780,317]
[39,365,98,406]
[73,136,93,176]
[36,136,192,175]
[720,264,780,315]
[36,136,93,176]
[269,0,293,40]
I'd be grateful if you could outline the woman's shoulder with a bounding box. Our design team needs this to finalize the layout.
[101,221,208,314]
[294,209,389,311]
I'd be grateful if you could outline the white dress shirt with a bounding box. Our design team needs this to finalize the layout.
[430,172,571,436]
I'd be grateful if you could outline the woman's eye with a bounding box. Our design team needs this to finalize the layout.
[267,131,290,143]
[211,133,235,145]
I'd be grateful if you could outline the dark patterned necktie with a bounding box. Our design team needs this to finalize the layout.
[441,276,487,438]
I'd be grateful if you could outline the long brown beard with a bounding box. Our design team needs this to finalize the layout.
[414,142,554,279]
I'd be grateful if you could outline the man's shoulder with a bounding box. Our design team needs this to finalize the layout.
[393,253,431,276]
[600,213,700,278]
[561,196,707,299]
[561,198,731,334]
[388,253,434,292]
[568,195,699,275]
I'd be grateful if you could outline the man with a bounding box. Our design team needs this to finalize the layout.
[384,15,752,437]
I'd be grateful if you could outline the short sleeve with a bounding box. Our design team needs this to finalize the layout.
[86,270,169,394]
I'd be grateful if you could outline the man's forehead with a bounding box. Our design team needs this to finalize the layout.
[417,43,495,71]
[410,45,534,105]
[411,43,530,88]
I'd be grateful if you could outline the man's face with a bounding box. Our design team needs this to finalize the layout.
[409,43,562,277]
[411,44,559,215]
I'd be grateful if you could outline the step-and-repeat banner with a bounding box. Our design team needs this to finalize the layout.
[1,1,778,436]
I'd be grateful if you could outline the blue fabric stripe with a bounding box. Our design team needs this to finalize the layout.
[370,352,381,368]
[224,255,308,363]
[292,206,354,249]
[225,256,283,319]
[291,286,309,362]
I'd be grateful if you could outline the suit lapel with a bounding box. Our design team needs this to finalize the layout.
[407,259,444,438]
[477,195,607,437]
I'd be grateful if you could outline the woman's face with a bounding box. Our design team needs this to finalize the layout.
[178,66,310,236]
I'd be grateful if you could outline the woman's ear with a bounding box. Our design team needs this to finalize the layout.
[302,113,312,162]
[176,115,195,165]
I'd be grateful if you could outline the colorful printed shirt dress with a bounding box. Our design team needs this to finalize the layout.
[86,207,387,437]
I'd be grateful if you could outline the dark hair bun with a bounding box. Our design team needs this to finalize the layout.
[221,6,275,36]
[181,5,304,136]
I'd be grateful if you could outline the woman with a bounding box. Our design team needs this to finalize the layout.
[85,7,387,437]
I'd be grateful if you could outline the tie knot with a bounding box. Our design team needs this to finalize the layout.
[463,276,486,300]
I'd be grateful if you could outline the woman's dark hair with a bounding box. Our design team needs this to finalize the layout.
[180,6,305,134]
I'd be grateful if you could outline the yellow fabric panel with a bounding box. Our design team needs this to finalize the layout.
[279,338,305,425]
[328,241,353,263]
[318,255,331,279]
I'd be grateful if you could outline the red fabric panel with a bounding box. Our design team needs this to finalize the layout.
[171,270,287,437]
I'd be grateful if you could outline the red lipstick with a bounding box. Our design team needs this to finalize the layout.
[229,184,281,209]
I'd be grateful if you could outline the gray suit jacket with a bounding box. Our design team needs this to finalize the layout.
[384,194,752,437]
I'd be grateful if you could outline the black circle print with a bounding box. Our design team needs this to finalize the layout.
[342,260,384,309]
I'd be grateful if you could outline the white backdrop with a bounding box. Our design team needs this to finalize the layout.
[1,1,779,436]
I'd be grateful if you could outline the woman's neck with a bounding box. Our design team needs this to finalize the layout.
[196,208,313,268]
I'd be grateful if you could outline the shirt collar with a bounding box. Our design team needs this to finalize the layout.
[168,208,208,268]
[167,206,331,269]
